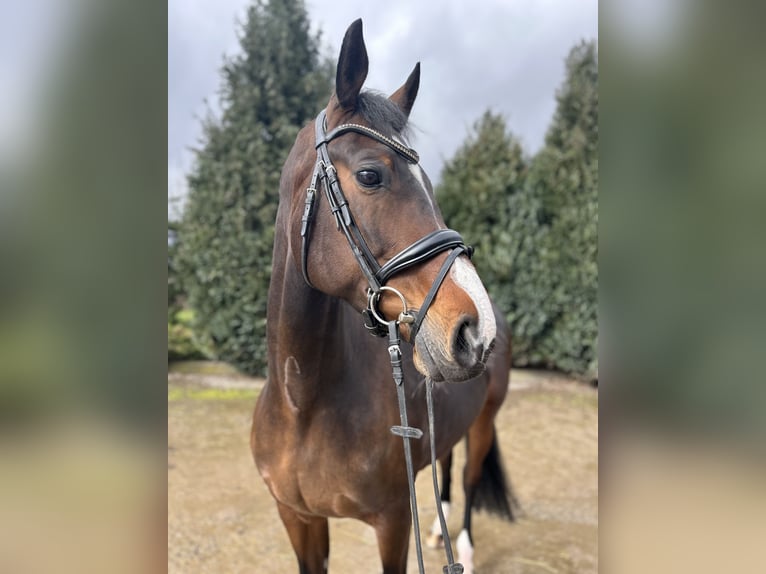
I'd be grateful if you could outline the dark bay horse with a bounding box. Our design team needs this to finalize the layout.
[252,19,515,574]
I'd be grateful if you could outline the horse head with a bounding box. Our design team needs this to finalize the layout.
[285,19,496,382]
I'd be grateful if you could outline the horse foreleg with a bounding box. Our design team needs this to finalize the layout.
[426,450,453,549]
[371,501,411,574]
[276,502,329,574]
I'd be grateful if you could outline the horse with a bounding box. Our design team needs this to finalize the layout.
[252,19,516,574]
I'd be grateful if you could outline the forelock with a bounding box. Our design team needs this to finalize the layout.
[356,91,411,139]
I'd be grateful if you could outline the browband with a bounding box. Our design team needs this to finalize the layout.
[318,121,419,164]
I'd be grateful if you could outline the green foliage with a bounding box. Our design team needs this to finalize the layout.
[168,221,208,361]
[168,309,210,362]
[438,41,598,378]
[437,111,528,315]
[167,221,183,319]
[176,0,332,375]
[530,40,598,378]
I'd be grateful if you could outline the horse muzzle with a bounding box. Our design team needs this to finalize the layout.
[413,316,494,383]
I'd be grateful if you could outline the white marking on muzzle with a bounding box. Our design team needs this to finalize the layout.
[450,258,496,350]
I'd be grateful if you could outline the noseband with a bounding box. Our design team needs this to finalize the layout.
[299,108,473,339]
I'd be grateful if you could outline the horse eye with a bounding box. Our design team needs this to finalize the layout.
[356,169,382,187]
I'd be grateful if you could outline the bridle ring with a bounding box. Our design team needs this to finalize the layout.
[367,286,415,326]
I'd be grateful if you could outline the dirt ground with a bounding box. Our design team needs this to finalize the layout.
[168,366,597,573]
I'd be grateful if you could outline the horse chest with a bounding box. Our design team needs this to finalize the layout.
[257,411,404,518]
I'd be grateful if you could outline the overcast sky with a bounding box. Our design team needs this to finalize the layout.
[168,0,598,217]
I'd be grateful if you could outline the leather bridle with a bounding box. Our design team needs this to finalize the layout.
[299,108,473,339]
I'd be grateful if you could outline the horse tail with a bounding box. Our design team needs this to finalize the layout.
[472,427,520,522]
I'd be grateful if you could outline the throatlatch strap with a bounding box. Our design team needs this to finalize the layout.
[300,163,322,287]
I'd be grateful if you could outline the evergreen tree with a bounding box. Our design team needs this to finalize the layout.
[437,111,527,316]
[167,221,182,319]
[436,112,551,366]
[528,40,598,377]
[177,0,332,374]
[438,40,598,379]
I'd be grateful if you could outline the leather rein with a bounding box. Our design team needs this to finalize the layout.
[298,108,468,573]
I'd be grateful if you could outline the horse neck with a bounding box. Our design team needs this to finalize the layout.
[267,219,346,394]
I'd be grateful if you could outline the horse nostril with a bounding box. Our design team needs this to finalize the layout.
[452,316,483,368]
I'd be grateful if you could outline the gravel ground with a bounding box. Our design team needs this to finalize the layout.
[168,367,597,573]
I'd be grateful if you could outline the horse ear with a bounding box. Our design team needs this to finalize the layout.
[335,19,368,111]
[389,62,420,117]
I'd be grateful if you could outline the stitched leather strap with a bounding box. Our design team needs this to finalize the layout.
[376,230,468,285]
[410,246,469,341]
[320,122,419,164]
